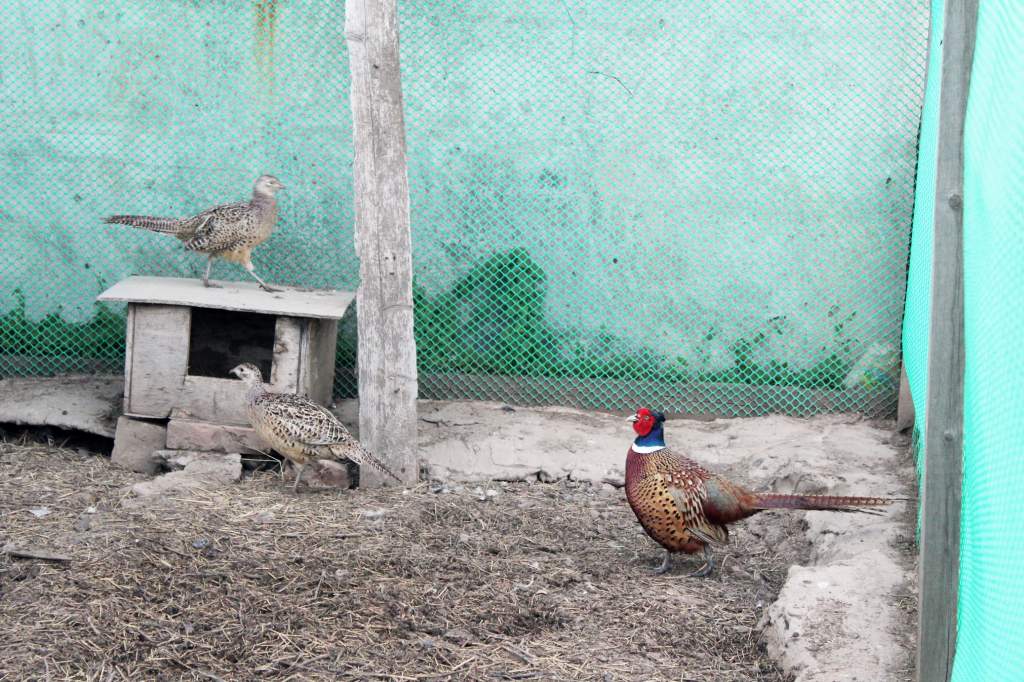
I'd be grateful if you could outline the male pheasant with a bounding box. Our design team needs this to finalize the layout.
[624,407,894,577]
[104,174,285,292]
[230,363,401,489]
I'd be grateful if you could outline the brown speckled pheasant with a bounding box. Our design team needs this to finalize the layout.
[624,407,894,577]
[104,174,284,292]
[230,363,401,489]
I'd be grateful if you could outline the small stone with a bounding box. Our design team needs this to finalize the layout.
[457,532,471,544]
[192,538,209,549]
[537,470,558,483]
[362,508,387,520]
[153,449,206,470]
[29,507,50,518]
[131,453,242,497]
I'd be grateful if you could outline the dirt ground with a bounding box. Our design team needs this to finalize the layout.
[0,404,917,681]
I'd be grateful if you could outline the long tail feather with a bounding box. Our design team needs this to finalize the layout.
[329,443,403,483]
[752,493,894,512]
[358,449,403,483]
[103,214,184,234]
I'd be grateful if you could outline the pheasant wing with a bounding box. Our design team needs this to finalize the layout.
[655,454,730,545]
[186,202,252,252]
[253,393,349,447]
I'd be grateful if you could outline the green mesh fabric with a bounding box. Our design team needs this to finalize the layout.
[0,1,359,389]
[953,0,1024,677]
[1,2,929,416]
[401,1,929,415]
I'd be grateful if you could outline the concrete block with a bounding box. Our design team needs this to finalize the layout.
[111,416,166,474]
[132,453,242,497]
[153,449,221,470]
[166,419,264,454]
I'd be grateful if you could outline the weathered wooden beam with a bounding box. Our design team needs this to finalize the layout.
[917,1,977,680]
[896,363,915,433]
[345,0,418,485]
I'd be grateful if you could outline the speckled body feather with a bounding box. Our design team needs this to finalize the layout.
[231,363,401,486]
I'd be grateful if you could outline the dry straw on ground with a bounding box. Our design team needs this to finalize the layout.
[0,438,799,681]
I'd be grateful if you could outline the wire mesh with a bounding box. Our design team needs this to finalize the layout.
[0,0,359,385]
[0,1,929,416]
[401,0,929,415]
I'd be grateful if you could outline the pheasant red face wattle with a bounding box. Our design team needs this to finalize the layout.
[631,407,655,436]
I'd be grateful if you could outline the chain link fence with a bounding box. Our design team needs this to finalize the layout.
[1,1,929,417]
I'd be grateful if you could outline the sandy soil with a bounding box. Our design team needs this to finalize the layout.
[413,402,919,681]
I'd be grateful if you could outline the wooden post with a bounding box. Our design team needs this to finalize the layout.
[345,0,418,485]
[917,1,977,679]
[896,363,915,434]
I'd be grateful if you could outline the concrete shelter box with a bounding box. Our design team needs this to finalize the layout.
[99,276,354,428]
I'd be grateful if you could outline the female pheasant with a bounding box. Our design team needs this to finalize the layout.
[230,363,401,489]
[624,407,894,577]
[104,174,284,291]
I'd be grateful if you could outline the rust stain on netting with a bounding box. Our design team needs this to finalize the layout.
[253,0,278,91]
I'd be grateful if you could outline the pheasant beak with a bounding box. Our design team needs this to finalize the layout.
[626,414,639,423]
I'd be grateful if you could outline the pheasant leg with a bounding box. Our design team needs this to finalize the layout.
[689,545,715,578]
[245,262,281,293]
[652,550,673,575]
[292,463,305,492]
[201,257,222,288]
